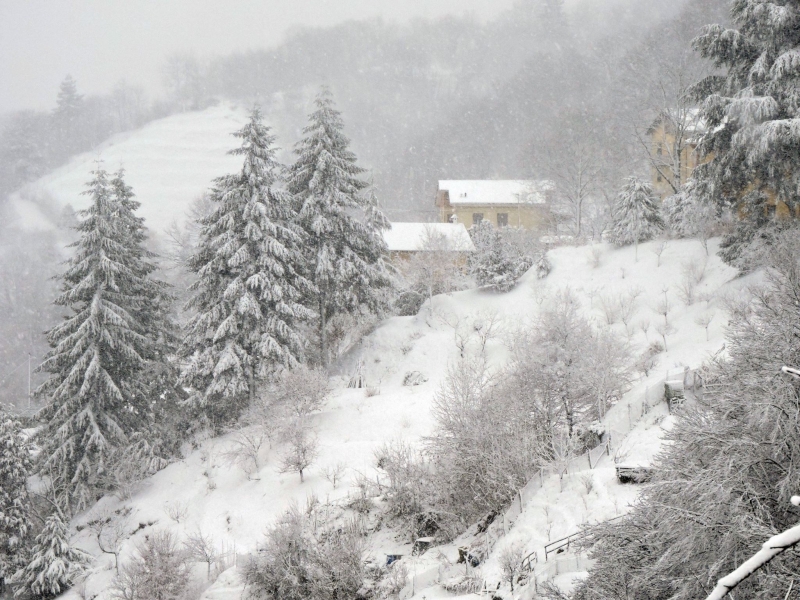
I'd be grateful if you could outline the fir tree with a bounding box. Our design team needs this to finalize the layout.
[51,75,84,160]
[690,0,800,268]
[181,108,312,424]
[0,415,33,592]
[287,88,391,366]
[608,176,664,253]
[36,168,170,509]
[11,514,89,599]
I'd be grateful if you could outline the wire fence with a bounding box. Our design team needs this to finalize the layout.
[496,376,670,542]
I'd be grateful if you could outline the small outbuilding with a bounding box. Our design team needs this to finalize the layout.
[383,222,475,261]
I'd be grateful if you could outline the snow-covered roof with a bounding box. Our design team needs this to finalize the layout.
[649,108,707,136]
[383,222,475,252]
[439,180,552,206]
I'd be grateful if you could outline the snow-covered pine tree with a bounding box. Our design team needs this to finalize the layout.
[10,514,89,599]
[287,88,391,366]
[690,0,800,268]
[107,170,186,473]
[52,75,84,160]
[36,168,169,509]
[608,176,664,252]
[0,415,33,592]
[468,221,533,292]
[181,108,312,424]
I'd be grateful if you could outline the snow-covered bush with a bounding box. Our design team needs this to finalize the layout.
[244,506,364,600]
[109,530,192,600]
[269,365,330,419]
[509,289,632,431]
[374,441,431,526]
[467,221,535,292]
[426,358,544,532]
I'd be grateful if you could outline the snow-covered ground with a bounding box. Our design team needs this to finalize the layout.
[8,104,248,233]
[56,236,759,599]
[13,97,758,600]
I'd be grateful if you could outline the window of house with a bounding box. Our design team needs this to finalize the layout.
[657,174,663,183]
[497,213,508,227]
[657,143,663,156]
[472,213,483,225]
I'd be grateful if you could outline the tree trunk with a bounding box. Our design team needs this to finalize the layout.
[319,296,328,368]
[248,368,256,406]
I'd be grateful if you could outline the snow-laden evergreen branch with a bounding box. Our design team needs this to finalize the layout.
[706,495,800,600]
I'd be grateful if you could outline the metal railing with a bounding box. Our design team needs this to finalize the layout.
[543,515,624,561]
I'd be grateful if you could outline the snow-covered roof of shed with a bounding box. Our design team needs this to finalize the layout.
[439,180,552,205]
[383,222,475,252]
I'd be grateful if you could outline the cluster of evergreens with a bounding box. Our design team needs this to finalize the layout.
[0,88,391,599]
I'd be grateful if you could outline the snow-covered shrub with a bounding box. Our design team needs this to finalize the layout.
[374,441,431,524]
[402,371,427,386]
[607,177,663,247]
[512,290,632,427]
[394,290,425,317]
[426,358,544,532]
[634,342,663,377]
[244,506,364,600]
[269,365,330,419]
[378,561,408,598]
[498,543,526,591]
[536,254,552,279]
[109,530,192,600]
[467,221,534,292]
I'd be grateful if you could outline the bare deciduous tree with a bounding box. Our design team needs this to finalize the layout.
[183,529,217,580]
[87,510,130,573]
[279,425,319,483]
[498,543,526,591]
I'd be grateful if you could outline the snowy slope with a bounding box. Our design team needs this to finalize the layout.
[61,238,757,600]
[8,104,248,233]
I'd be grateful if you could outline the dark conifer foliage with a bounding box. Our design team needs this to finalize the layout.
[181,108,312,424]
[690,0,800,268]
[287,88,391,366]
[36,168,172,509]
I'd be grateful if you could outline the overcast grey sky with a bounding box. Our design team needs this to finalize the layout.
[0,0,517,114]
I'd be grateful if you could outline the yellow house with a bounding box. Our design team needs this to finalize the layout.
[650,109,797,218]
[435,180,553,230]
[648,108,705,200]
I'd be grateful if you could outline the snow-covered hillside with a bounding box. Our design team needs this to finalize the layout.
[60,237,757,600]
[9,105,248,233]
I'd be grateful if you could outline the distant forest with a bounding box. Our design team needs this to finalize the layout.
[0,0,729,219]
